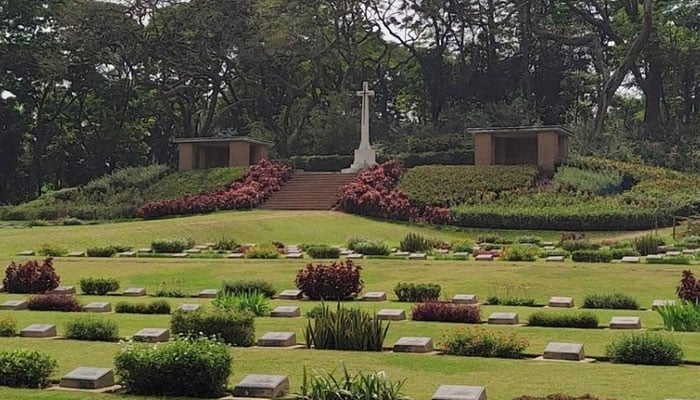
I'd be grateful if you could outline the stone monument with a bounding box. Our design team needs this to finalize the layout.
[343,82,377,172]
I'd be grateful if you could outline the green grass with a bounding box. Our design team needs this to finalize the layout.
[142,167,247,201]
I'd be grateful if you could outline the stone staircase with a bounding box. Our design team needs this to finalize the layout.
[260,171,357,210]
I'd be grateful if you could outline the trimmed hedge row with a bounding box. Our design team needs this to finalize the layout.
[288,150,473,172]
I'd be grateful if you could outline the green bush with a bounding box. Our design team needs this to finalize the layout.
[298,364,408,400]
[634,234,662,256]
[554,166,625,195]
[440,327,528,358]
[502,245,539,261]
[38,243,67,257]
[516,235,542,245]
[347,238,391,256]
[571,250,613,263]
[477,234,512,244]
[115,336,232,397]
[527,311,599,329]
[79,277,120,295]
[399,233,431,252]
[305,304,325,318]
[222,280,276,298]
[606,332,683,365]
[143,167,246,202]
[451,240,474,253]
[657,302,700,332]
[305,245,341,259]
[65,316,119,342]
[0,316,17,337]
[562,239,600,252]
[582,293,639,310]
[212,291,271,316]
[0,349,57,388]
[212,237,239,252]
[394,282,441,302]
[610,247,640,260]
[85,246,117,257]
[304,305,389,351]
[245,244,280,259]
[171,310,255,346]
[652,256,692,265]
[115,300,171,315]
[486,295,536,307]
[539,249,571,259]
[151,238,192,253]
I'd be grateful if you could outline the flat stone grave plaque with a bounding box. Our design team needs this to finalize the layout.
[278,290,303,300]
[118,251,136,257]
[622,256,640,264]
[199,289,218,298]
[194,245,210,250]
[409,253,428,260]
[233,374,290,398]
[170,253,189,258]
[177,303,201,313]
[475,254,494,261]
[609,316,641,329]
[137,248,152,253]
[452,294,478,305]
[0,300,28,310]
[546,256,566,262]
[548,297,574,308]
[666,251,682,256]
[285,246,300,252]
[542,246,556,251]
[0,284,4,292]
[432,385,487,400]
[543,342,585,361]
[377,309,406,321]
[683,249,697,255]
[60,367,114,389]
[227,253,245,259]
[363,291,387,301]
[488,312,519,325]
[542,241,554,246]
[453,252,470,259]
[339,249,354,256]
[133,328,170,342]
[123,287,146,297]
[185,248,201,254]
[257,332,297,347]
[285,253,303,259]
[18,250,35,256]
[652,299,675,310]
[646,254,664,261]
[393,251,410,257]
[68,251,85,257]
[346,253,364,259]
[83,302,111,313]
[20,324,57,338]
[271,306,301,318]
[393,337,434,353]
[50,286,76,295]
[435,249,449,254]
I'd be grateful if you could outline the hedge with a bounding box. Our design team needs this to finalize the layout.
[288,150,473,172]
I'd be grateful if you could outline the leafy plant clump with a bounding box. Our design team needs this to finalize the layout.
[502,245,540,261]
[411,302,481,323]
[115,300,171,315]
[151,238,192,254]
[399,233,431,252]
[37,244,68,257]
[554,166,625,195]
[394,282,441,302]
[513,395,615,400]
[451,240,474,253]
[0,316,17,337]
[582,293,639,310]
[212,291,271,317]
[527,311,599,329]
[295,261,363,301]
[85,246,118,258]
[223,280,276,298]
[634,234,662,256]
[347,238,391,256]
[486,296,536,307]
[27,294,82,312]
[305,245,341,259]
[80,277,120,295]
[245,244,280,259]
[653,256,692,265]
[606,333,683,366]
[571,250,613,263]
[304,305,389,351]
[298,364,409,400]
[3,258,61,294]
[657,302,700,332]
[170,310,255,346]
[609,247,640,260]
[65,316,119,342]
[212,237,239,252]
[0,349,57,388]
[678,270,700,303]
[440,327,528,359]
[115,336,232,398]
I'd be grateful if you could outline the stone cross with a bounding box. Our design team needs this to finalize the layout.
[357,81,374,150]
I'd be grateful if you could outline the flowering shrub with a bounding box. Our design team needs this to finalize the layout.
[411,302,481,323]
[27,294,82,312]
[3,258,60,294]
[138,160,292,218]
[295,261,363,300]
[337,161,450,224]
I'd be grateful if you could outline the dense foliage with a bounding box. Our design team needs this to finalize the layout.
[170,310,255,346]
[657,302,700,332]
[222,280,277,298]
[677,270,700,303]
[115,301,171,315]
[79,278,120,295]
[411,302,481,323]
[295,261,363,301]
[3,258,60,294]
[305,245,341,259]
[65,316,119,342]
[304,305,389,351]
[298,364,409,400]
[582,294,640,310]
[151,238,192,254]
[0,317,17,337]
[527,312,599,329]
[394,283,441,302]
[115,336,232,397]
[440,327,528,359]
[0,350,57,388]
[211,292,271,317]
[27,294,83,312]
[606,333,683,366]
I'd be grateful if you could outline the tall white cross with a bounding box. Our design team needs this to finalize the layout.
[357,81,374,150]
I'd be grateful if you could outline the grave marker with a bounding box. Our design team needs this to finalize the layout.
[346,253,364,259]
[543,342,585,361]
[666,251,682,256]
[227,253,245,259]
[432,385,487,400]
[83,302,111,313]
[60,367,115,389]
[609,316,641,329]
[363,292,387,301]
[622,256,640,264]
[271,306,301,318]
[652,299,675,311]
[392,251,410,257]
[257,332,297,347]
[233,374,290,398]
[170,253,189,258]
[377,309,406,321]
[199,289,218,298]
[548,297,574,308]
[118,251,136,257]
[453,252,470,259]
[50,286,76,295]
[0,300,28,310]
[123,287,146,297]
[278,290,303,300]
[546,256,565,262]
[177,303,201,313]
[18,250,35,256]
[185,248,201,254]
[452,295,478,305]
[137,248,152,254]
[409,253,428,260]
[133,328,170,342]
[393,337,434,353]
[488,312,519,325]
[67,251,85,257]
[285,253,303,259]
[20,324,57,338]
[475,254,494,261]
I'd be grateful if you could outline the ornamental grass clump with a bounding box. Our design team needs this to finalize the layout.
[399,232,431,252]
[527,311,599,329]
[657,302,700,332]
[606,332,683,365]
[304,304,389,351]
[297,364,410,400]
[115,336,232,398]
[295,261,363,300]
[440,327,528,359]
[211,291,270,317]
[223,279,276,298]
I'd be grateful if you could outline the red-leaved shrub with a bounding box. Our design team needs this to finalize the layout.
[294,261,363,300]
[411,302,481,323]
[678,270,700,303]
[3,258,60,294]
[138,160,292,218]
[337,161,451,224]
[27,295,82,312]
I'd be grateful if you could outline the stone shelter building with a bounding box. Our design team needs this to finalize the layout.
[173,136,272,171]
